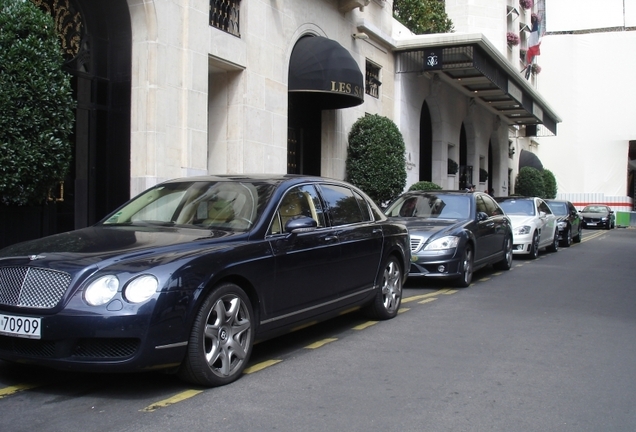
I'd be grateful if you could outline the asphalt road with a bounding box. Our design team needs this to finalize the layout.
[1,228,635,432]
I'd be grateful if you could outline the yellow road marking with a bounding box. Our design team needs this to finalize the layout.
[492,272,503,276]
[397,307,410,314]
[418,298,436,304]
[244,359,283,374]
[305,338,337,349]
[0,383,40,399]
[442,289,458,294]
[140,389,203,412]
[353,321,378,330]
[402,289,449,303]
[479,277,490,282]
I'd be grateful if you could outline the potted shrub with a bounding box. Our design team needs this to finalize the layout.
[0,0,74,207]
[514,167,545,197]
[531,63,542,75]
[346,114,407,205]
[408,181,442,192]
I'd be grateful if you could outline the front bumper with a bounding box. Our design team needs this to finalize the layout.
[0,291,190,373]
[512,233,533,255]
[408,249,462,278]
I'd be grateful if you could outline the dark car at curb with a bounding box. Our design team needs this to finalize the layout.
[580,204,615,229]
[0,175,410,387]
[385,191,513,287]
[546,199,582,246]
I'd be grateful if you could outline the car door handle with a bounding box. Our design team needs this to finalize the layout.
[324,236,338,242]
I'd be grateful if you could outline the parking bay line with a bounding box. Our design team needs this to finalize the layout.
[140,389,203,413]
[305,338,338,349]
[402,288,452,304]
[0,383,41,399]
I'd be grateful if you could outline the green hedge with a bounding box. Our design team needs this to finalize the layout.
[346,114,407,204]
[0,0,75,206]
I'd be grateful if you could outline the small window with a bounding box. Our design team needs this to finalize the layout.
[270,185,325,235]
[365,61,381,99]
[319,184,365,226]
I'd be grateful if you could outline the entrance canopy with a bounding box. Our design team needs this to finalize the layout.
[394,33,561,136]
[519,149,544,171]
[289,36,364,110]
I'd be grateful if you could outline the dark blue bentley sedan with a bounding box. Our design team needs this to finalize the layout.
[0,175,409,387]
[386,190,513,287]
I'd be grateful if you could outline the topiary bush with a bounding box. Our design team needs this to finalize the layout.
[408,181,442,191]
[514,167,545,197]
[0,0,75,206]
[346,114,407,204]
[542,169,557,199]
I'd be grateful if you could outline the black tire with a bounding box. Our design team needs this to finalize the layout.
[528,231,539,259]
[561,228,572,247]
[493,235,513,271]
[546,228,559,253]
[178,283,254,387]
[455,245,473,288]
[364,256,402,320]
[573,224,582,243]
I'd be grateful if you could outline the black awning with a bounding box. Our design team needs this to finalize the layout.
[519,149,544,171]
[289,36,364,110]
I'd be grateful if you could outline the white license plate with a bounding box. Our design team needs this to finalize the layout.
[587,222,596,226]
[0,314,41,339]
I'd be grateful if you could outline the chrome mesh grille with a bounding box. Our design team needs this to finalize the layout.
[0,267,71,309]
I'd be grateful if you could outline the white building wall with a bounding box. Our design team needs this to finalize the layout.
[536,1,636,204]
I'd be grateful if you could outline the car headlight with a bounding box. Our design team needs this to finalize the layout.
[513,225,532,235]
[557,221,567,229]
[423,236,459,251]
[601,217,607,221]
[124,275,158,304]
[85,275,119,306]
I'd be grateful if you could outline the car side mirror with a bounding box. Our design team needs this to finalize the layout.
[477,212,489,222]
[285,216,317,234]
[539,211,546,218]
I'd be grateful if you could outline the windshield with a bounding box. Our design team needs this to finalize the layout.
[102,180,276,232]
[497,199,535,216]
[582,206,606,213]
[547,202,568,216]
[386,194,470,219]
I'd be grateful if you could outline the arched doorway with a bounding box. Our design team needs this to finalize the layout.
[35,0,131,231]
[287,36,363,175]
[458,123,472,190]
[419,101,433,181]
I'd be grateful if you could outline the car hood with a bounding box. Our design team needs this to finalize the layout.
[389,217,466,241]
[505,214,539,228]
[580,212,609,218]
[0,225,242,271]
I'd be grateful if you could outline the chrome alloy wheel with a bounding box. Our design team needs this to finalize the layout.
[203,294,252,378]
[381,258,402,315]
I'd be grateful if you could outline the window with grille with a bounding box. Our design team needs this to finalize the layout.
[210,0,241,37]
[365,61,381,99]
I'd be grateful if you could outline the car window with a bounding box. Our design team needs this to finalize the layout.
[103,181,274,231]
[480,194,504,217]
[319,184,365,226]
[353,191,373,222]
[547,201,568,216]
[497,199,535,216]
[269,185,326,235]
[537,200,552,215]
[385,194,470,219]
